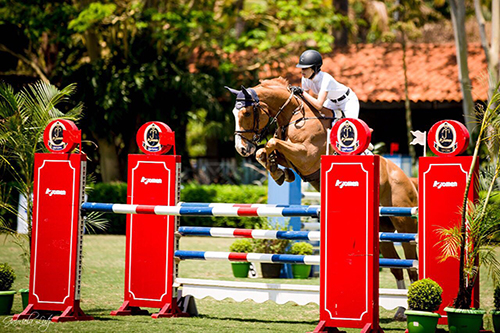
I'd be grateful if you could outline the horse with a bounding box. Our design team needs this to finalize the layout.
[226,77,419,320]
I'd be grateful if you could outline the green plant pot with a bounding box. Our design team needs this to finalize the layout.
[491,310,500,333]
[260,263,283,278]
[0,290,16,315]
[444,307,486,333]
[19,289,29,309]
[291,264,311,279]
[231,262,251,278]
[405,310,441,333]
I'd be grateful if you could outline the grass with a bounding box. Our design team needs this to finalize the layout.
[0,234,497,332]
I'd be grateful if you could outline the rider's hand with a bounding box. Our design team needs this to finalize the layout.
[290,86,303,95]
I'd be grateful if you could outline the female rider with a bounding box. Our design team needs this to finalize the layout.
[291,49,360,122]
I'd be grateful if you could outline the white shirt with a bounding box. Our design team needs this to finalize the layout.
[301,71,349,107]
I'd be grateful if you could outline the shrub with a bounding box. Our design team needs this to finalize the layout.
[494,285,500,310]
[180,183,267,229]
[407,278,443,312]
[288,242,314,255]
[229,239,254,253]
[0,263,16,291]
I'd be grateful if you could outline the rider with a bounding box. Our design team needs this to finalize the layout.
[291,49,359,122]
[292,50,373,154]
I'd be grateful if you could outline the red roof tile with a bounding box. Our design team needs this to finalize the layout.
[261,43,489,103]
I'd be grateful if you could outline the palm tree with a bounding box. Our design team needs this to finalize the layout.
[0,81,104,265]
[439,83,500,309]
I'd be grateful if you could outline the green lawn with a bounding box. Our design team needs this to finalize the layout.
[0,234,496,332]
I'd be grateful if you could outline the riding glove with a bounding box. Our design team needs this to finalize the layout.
[290,86,304,95]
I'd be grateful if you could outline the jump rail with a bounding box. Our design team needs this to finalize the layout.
[174,250,418,269]
[82,202,418,218]
[175,278,408,310]
[178,226,418,243]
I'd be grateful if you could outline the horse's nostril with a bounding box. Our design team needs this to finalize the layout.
[241,147,246,154]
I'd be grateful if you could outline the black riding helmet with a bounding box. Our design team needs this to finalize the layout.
[296,50,322,79]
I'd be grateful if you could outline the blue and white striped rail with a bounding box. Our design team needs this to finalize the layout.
[81,202,319,217]
[178,227,320,241]
[379,206,418,217]
[180,202,417,217]
[174,251,320,265]
[174,251,418,269]
[82,202,417,218]
[178,227,417,243]
[179,202,320,209]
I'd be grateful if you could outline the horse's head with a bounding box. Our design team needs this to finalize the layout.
[225,85,270,157]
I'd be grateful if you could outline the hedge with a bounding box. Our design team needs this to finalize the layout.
[87,182,268,234]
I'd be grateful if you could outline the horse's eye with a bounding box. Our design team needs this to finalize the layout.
[242,112,251,118]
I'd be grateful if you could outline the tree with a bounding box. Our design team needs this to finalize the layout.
[474,0,499,99]
[447,0,476,136]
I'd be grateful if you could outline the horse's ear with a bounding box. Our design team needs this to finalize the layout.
[224,86,240,96]
[241,85,251,99]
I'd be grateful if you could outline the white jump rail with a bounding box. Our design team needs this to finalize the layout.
[175,278,407,310]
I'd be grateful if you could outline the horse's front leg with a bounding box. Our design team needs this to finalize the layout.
[256,148,285,185]
[263,138,315,176]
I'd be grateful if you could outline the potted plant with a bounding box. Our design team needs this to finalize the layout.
[404,278,442,333]
[229,239,254,278]
[288,242,313,279]
[252,220,290,278]
[492,285,500,333]
[0,263,16,315]
[438,91,500,332]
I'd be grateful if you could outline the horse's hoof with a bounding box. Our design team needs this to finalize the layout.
[274,172,285,185]
[284,168,295,182]
[393,306,407,322]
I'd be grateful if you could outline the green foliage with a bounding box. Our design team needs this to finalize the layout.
[229,239,253,253]
[288,242,313,256]
[495,285,500,310]
[0,81,83,265]
[407,278,443,312]
[180,183,267,229]
[0,262,16,291]
[252,220,290,254]
[68,3,116,32]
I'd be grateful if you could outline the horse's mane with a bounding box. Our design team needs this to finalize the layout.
[259,77,289,90]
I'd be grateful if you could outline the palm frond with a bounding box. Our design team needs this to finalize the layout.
[83,212,109,234]
[0,81,17,119]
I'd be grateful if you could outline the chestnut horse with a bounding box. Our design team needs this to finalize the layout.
[226,78,418,320]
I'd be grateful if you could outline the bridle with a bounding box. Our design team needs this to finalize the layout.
[234,86,303,146]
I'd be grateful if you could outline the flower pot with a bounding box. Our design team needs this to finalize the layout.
[444,307,486,333]
[231,262,251,278]
[291,264,311,279]
[0,290,16,315]
[405,310,441,333]
[19,289,29,309]
[491,310,500,333]
[260,263,283,278]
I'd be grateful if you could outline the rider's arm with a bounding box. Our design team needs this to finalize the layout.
[302,90,328,110]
